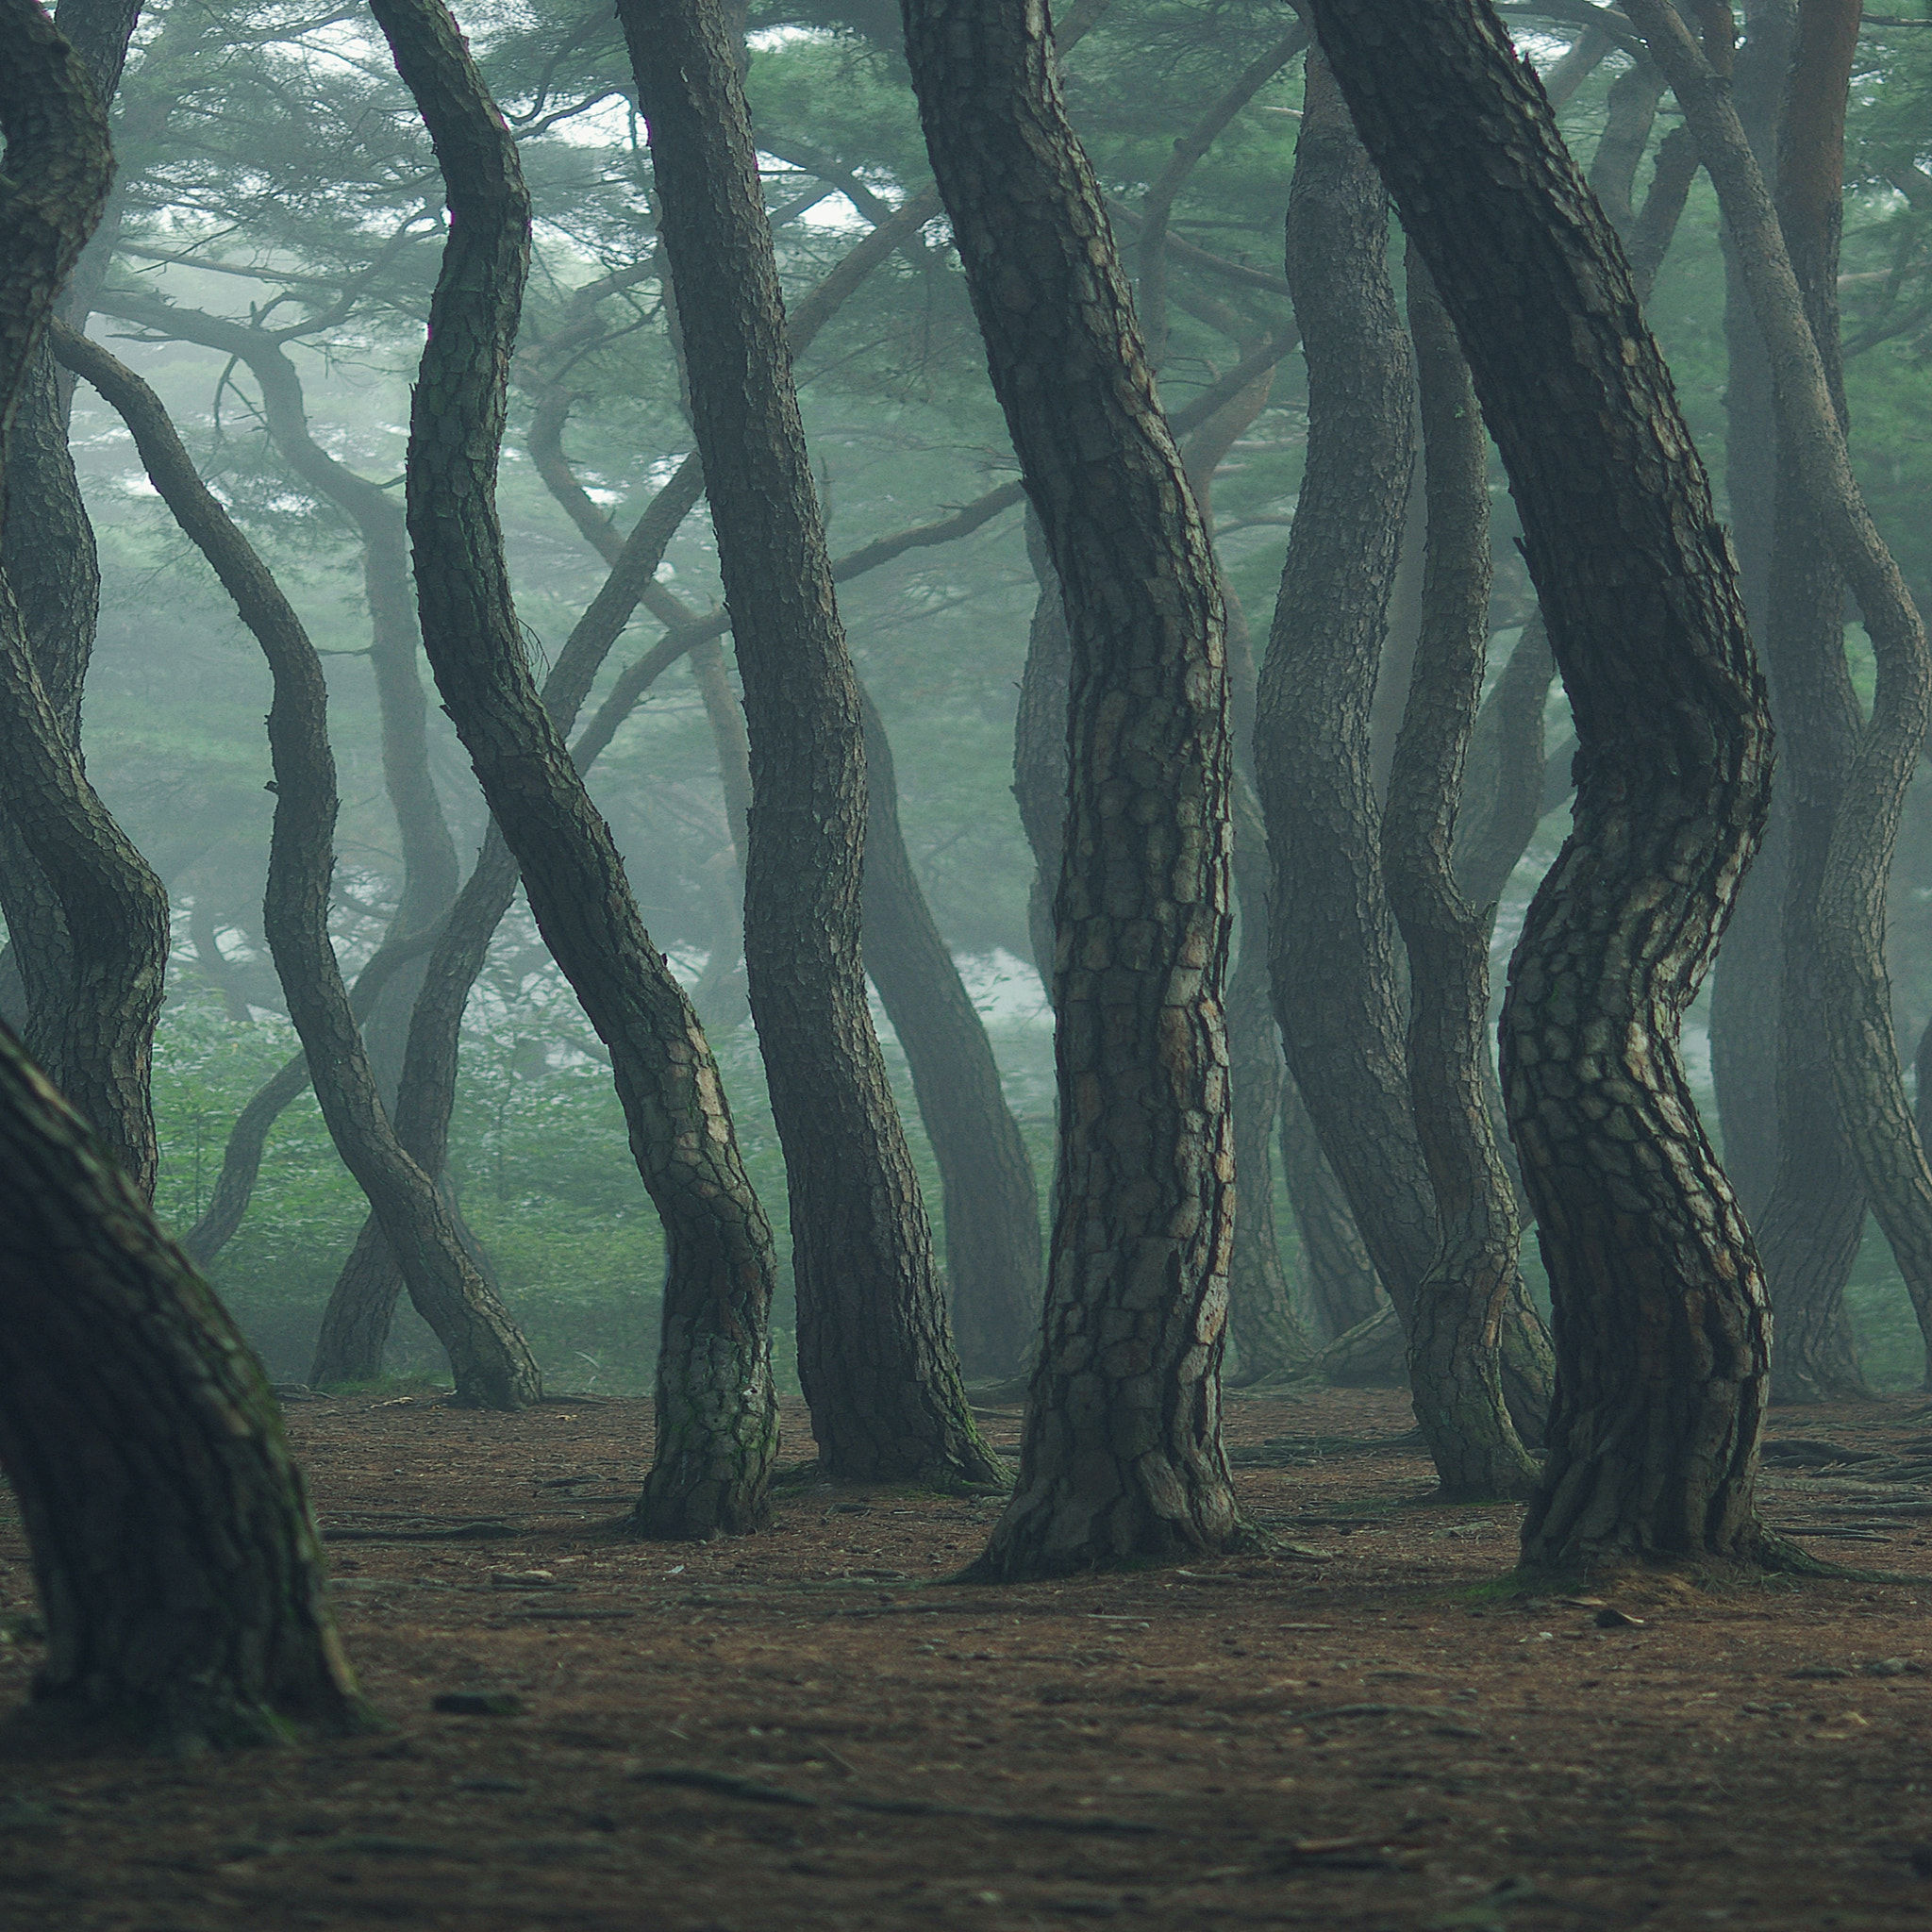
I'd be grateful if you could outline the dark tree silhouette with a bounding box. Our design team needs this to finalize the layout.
[906,0,1245,1574]
[616,0,1000,1486]
[372,0,783,1536]
[1306,0,1781,1571]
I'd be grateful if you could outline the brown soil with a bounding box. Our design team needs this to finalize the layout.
[2,1385,1931,1931]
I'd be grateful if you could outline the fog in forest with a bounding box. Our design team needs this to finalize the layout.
[58,2,1924,1406]
[3,0,1932,1917]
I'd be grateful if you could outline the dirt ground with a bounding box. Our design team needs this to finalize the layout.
[2,1385,1932,1932]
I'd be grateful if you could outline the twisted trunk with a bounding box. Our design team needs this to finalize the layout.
[0,0,366,1751]
[56,324,544,1410]
[1630,0,1932,1388]
[907,0,1244,1573]
[618,0,996,1486]
[1257,51,1546,1474]
[1307,0,1779,1572]
[0,0,164,1199]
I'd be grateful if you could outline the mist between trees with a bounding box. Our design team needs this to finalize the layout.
[2,0,1931,1594]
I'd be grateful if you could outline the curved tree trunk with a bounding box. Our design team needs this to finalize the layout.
[1256,49,1546,1477]
[0,0,165,1201]
[0,0,142,1140]
[1628,0,1932,1386]
[1380,258,1537,1500]
[906,0,1244,1574]
[57,324,544,1412]
[617,0,998,1488]
[0,1016,371,1749]
[1307,0,1779,1573]
[308,186,934,1391]
[373,0,784,1534]
[0,0,367,1752]
[1753,0,1870,1404]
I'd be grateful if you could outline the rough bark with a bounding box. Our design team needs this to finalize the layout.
[0,1020,372,1749]
[1630,0,1932,1384]
[0,0,166,1199]
[525,215,1039,1393]
[1380,258,1537,1499]
[1256,51,1429,1331]
[1752,0,1870,1403]
[859,688,1044,1379]
[311,190,994,1390]
[906,0,1245,1573]
[618,0,997,1489]
[0,0,142,1115]
[1306,0,1779,1573]
[373,0,781,1534]
[55,323,544,1411]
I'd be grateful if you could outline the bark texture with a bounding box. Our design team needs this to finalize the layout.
[307,184,931,1381]
[1629,0,1932,1390]
[374,0,783,1533]
[0,7,166,1197]
[0,1020,371,1748]
[1381,259,1537,1499]
[0,0,141,1128]
[0,0,367,1754]
[905,0,1245,1573]
[1306,0,1778,1572]
[56,324,544,1411]
[617,0,997,1487]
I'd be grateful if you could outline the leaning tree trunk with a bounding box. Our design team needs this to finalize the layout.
[373,0,783,1536]
[0,0,369,1753]
[0,0,142,1147]
[1379,258,1537,1500]
[0,1018,372,1749]
[1255,49,1544,1479]
[1628,0,1932,1392]
[307,196,924,1383]
[56,325,545,1412]
[906,0,1245,1576]
[1306,0,1780,1573]
[616,0,998,1488]
[1751,0,1870,1403]
[0,0,165,1200]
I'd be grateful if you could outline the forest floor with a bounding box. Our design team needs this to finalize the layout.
[2,1386,1932,1931]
